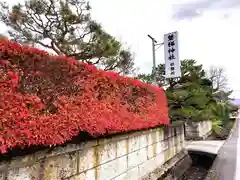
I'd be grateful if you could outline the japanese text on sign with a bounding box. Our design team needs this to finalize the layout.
[164,31,181,78]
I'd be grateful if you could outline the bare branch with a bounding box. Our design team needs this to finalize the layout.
[36,40,52,49]
[207,66,228,91]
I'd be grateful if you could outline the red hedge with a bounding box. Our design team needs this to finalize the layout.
[0,40,169,153]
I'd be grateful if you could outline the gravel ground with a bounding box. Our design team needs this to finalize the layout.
[180,151,215,180]
[180,166,208,180]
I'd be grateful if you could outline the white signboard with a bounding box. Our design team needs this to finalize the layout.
[164,31,181,78]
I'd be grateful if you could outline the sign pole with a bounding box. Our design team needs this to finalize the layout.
[152,39,156,79]
[147,34,157,84]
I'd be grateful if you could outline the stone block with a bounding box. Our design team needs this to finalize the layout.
[49,141,98,158]
[169,147,174,159]
[7,164,40,180]
[176,144,181,154]
[168,137,173,148]
[98,134,128,146]
[138,161,151,179]
[114,172,128,180]
[97,141,117,164]
[69,173,85,180]
[162,140,169,152]
[176,134,181,144]
[85,168,96,180]
[117,156,128,175]
[97,158,118,180]
[78,147,96,173]
[147,133,153,145]
[0,124,186,180]
[42,159,58,180]
[147,144,155,159]
[174,136,178,146]
[139,134,148,149]
[138,148,148,164]
[181,132,185,142]
[126,166,139,180]
[69,169,96,180]
[172,146,177,157]
[155,152,165,167]
[169,127,174,138]
[185,120,212,140]
[175,126,181,135]
[138,156,158,179]
[163,127,169,140]
[42,151,78,180]
[7,167,31,180]
[176,143,180,153]
[128,135,140,153]
[117,139,127,157]
[156,141,163,154]
[128,151,141,169]
[172,137,175,147]
[164,149,171,162]
[159,128,164,141]
[155,130,160,142]
[58,152,78,178]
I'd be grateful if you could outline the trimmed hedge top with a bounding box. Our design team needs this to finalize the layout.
[0,40,169,153]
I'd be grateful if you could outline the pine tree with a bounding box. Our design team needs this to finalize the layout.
[136,59,215,121]
[0,0,135,74]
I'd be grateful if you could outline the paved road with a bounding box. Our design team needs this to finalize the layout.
[205,118,238,180]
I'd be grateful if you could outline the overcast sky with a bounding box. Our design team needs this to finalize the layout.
[1,0,240,98]
[89,0,240,98]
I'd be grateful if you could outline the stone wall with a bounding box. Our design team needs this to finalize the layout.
[0,124,185,180]
[185,120,212,140]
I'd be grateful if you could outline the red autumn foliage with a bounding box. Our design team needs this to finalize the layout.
[0,40,169,154]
